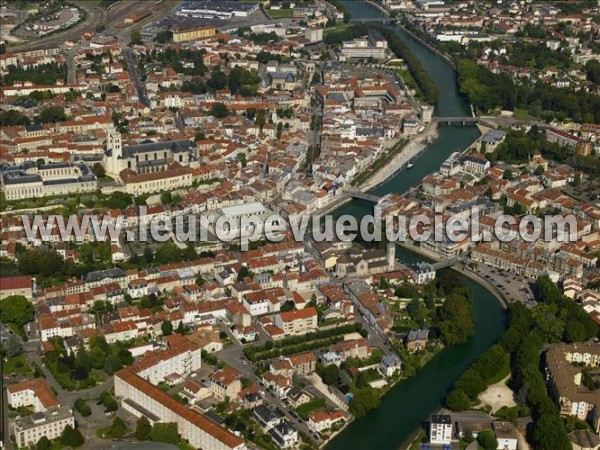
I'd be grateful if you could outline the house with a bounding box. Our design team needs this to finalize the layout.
[569,430,600,450]
[286,386,312,408]
[331,338,370,362]
[430,414,452,445]
[412,262,436,285]
[380,355,402,377]
[406,328,429,353]
[210,367,243,401]
[253,404,283,432]
[493,422,518,450]
[269,422,299,449]
[308,410,346,433]
[321,351,343,367]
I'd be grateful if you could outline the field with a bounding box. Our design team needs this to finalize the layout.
[267,8,293,18]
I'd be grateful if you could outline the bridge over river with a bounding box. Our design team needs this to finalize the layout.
[350,17,395,24]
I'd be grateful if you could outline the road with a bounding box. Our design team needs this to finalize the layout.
[123,47,148,106]
[8,1,107,52]
[215,324,323,444]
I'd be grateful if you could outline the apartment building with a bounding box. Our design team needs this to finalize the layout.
[13,407,75,448]
[546,344,600,432]
[429,414,452,445]
[115,340,245,450]
[274,307,318,337]
[7,378,75,448]
[135,340,202,385]
[0,275,34,300]
[172,26,217,43]
[210,367,244,401]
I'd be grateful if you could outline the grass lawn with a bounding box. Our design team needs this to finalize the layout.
[513,108,534,120]
[267,8,293,18]
[324,23,350,37]
[179,440,196,450]
[296,398,326,420]
[4,355,31,376]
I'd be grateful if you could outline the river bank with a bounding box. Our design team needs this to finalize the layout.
[323,2,507,450]
[358,125,438,192]
[396,242,508,309]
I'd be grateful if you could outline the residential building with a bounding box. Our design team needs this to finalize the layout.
[274,307,318,336]
[493,421,518,450]
[429,414,452,445]
[172,26,217,43]
[12,407,75,449]
[307,410,346,433]
[269,422,299,449]
[546,344,600,431]
[380,355,402,377]
[210,367,244,401]
[0,275,34,300]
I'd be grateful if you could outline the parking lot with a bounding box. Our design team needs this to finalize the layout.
[474,264,537,307]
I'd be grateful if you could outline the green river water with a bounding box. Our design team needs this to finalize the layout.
[325,2,507,449]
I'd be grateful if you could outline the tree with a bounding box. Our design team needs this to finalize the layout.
[34,436,51,450]
[454,368,486,400]
[93,162,106,178]
[349,387,381,418]
[564,320,587,343]
[155,242,182,264]
[150,422,179,445]
[35,106,66,124]
[4,334,23,357]
[437,289,474,346]
[155,30,173,44]
[236,152,247,168]
[106,417,128,438]
[136,416,152,441]
[207,70,227,91]
[131,30,142,45]
[102,394,118,412]
[0,109,30,126]
[75,398,92,417]
[60,425,84,447]
[255,109,266,127]
[445,388,471,411]
[503,168,514,180]
[210,102,229,118]
[17,249,65,278]
[0,295,34,327]
[176,321,186,336]
[162,320,173,336]
[319,364,341,386]
[477,429,498,450]
[160,191,173,205]
[103,355,123,375]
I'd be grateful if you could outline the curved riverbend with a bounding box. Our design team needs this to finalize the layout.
[326,2,507,450]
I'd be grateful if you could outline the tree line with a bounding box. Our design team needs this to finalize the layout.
[456,58,600,123]
[445,275,599,449]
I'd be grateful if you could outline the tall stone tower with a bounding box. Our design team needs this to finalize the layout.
[387,242,396,270]
[104,129,123,177]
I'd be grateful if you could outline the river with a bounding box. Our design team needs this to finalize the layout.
[325,2,507,450]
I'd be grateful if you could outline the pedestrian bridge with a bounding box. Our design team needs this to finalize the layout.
[431,257,460,270]
[434,117,497,128]
[346,190,381,203]
[350,17,395,24]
